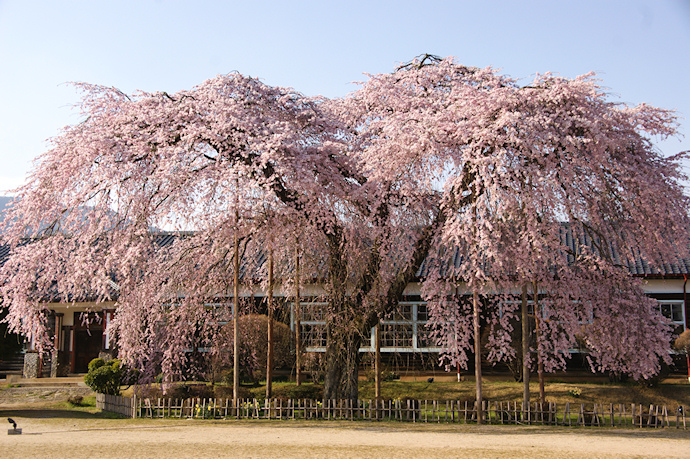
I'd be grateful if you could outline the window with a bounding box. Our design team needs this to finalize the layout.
[659,301,684,324]
[417,304,428,321]
[293,298,438,352]
[415,325,435,348]
[386,303,413,321]
[301,324,327,348]
[381,323,413,348]
[299,301,327,321]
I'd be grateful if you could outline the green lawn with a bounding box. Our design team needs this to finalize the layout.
[240,379,690,408]
[116,375,690,409]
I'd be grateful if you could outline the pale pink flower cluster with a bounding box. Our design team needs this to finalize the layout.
[1,57,687,384]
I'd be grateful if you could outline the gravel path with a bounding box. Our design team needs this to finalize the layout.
[2,384,690,458]
[2,413,690,458]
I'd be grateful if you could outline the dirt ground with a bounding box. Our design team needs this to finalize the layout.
[2,408,690,458]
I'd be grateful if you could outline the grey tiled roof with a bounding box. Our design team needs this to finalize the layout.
[560,223,690,277]
[2,227,689,281]
[0,243,9,267]
[415,224,690,279]
[624,258,690,276]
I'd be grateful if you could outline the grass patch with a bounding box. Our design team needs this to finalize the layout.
[355,380,690,407]
[56,395,100,413]
[116,378,690,409]
[233,379,690,408]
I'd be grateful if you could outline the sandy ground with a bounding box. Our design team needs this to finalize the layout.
[2,409,690,459]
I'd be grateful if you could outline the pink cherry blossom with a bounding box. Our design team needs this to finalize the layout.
[1,57,687,403]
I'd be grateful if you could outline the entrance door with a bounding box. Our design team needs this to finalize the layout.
[73,328,103,373]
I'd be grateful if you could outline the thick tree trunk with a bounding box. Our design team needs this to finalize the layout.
[473,289,483,424]
[521,283,530,414]
[320,209,446,402]
[265,249,274,399]
[323,326,362,401]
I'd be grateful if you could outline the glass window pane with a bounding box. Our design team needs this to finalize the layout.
[417,304,428,321]
[659,303,684,324]
[672,304,684,323]
[382,323,412,347]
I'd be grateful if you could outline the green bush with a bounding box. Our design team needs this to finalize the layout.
[84,358,123,395]
[88,357,106,372]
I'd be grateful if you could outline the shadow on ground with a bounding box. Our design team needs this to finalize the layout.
[0,407,124,420]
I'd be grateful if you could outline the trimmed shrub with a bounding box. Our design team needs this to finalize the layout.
[84,358,123,395]
[218,314,294,384]
[88,357,106,372]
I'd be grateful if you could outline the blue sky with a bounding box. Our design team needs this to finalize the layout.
[1,0,689,193]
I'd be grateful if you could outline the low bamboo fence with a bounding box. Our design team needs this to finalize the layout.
[96,393,137,418]
[97,394,687,429]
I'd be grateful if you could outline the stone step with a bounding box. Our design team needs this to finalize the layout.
[3,375,87,387]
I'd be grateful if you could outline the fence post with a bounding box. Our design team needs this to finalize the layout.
[631,404,635,427]
[644,404,649,427]
[639,404,643,428]
[663,405,669,428]
[563,402,569,427]
[654,405,660,428]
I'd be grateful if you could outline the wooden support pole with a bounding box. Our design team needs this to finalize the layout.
[521,283,530,417]
[473,288,483,424]
[294,242,301,386]
[265,249,274,399]
[233,215,240,406]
